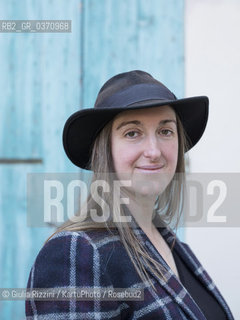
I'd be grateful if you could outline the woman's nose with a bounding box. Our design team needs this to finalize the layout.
[143,136,161,161]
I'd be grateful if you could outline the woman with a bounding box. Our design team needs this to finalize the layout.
[26,70,234,319]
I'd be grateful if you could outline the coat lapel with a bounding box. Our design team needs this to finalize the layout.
[134,226,234,320]
[160,227,234,320]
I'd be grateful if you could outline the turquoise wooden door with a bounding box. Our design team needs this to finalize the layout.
[0,1,184,319]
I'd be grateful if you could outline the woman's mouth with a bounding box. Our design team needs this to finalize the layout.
[135,165,165,172]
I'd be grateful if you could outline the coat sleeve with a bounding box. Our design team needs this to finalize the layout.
[25,232,130,319]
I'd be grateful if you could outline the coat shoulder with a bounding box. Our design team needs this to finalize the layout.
[27,228,134,290]
[26,229,131,318]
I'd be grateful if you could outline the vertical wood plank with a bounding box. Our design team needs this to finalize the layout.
[82,0,184,111]
[0,1,82,319]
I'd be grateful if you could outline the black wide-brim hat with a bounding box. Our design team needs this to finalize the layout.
[63,70,209,169]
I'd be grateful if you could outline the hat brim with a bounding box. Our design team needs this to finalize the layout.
[63,96,209,169]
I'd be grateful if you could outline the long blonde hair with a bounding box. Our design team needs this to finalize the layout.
[47,109,188,290]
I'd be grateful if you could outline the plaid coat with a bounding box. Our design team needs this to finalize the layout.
[25,227,234,319]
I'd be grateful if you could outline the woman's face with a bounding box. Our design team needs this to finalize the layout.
[111,105,178,197]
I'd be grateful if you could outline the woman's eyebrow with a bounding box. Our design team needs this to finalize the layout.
[116,120,141,130]
[161,119,177,125]
[116,119,176,130]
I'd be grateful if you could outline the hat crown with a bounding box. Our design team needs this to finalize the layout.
[94,70,175,109]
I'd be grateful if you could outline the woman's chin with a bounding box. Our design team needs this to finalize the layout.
[131,172,173,196]
[113,171,174,199]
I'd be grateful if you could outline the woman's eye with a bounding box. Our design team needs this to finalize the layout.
[160,129,173,136]
[125,131,139,138]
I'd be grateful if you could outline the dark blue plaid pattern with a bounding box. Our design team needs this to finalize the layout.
[25,227,234,319]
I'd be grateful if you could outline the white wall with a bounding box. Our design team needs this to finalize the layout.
[185,0,240,318]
